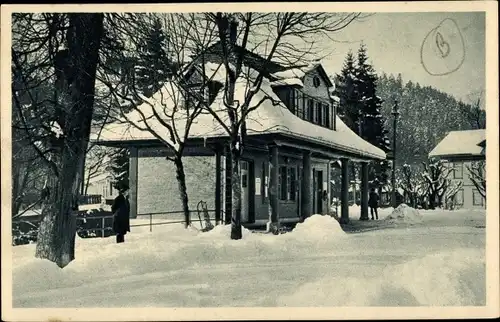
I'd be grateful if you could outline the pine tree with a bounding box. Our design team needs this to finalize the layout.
[134,17,170,97]
[355,43,391,188]
[108,148,129,191]
[335,50,361,132]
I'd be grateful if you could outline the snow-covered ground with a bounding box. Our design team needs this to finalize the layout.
[12,207,486,308]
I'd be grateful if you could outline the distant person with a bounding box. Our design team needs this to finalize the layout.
[368,188,379,220]
[112,186,131,243]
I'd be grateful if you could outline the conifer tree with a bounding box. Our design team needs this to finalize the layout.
[335,50,360,131]
[355,43,391,188]
[134,17,170,97]
[108,148,129,191]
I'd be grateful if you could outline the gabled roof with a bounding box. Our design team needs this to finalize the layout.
[186,42,334,88]
[298,63,334,88]
[428,129,486,159]
[92,68,386,161]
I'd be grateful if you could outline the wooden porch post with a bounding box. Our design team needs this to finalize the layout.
[340,158,350,224]
[360,162,369,220]
[267,144,280,234]
[301,151,312,221]
[214,145,222,225]
[129,147,138,219]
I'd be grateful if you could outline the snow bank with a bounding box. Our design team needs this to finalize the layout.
[198,224,252,239]
[385,204,423,224]
[277,248,485,306]
[285,215,347,244]
[12,207,486,308]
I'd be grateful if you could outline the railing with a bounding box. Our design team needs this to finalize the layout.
[80,194,102,205]
[12,208,224,245]
[76,209,220,238]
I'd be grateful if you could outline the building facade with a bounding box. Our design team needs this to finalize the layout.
[93,42,387,227]
[429,129,486,209]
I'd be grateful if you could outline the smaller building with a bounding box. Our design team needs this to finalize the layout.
[428,129,486,209]
[85,172,116,201]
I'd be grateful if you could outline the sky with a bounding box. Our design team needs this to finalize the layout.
[312,12,486,106]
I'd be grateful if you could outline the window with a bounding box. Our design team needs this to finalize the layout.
[279,166,288,200]
[307,99,314,122]
[453,162,463,179]
[296,91,304,119]
[295,89,302,118]
[455,188,464,206]
[278,165,297,201]
[275,88,333,129]
[316,102,322,125]
[289,167,297,201]
[313,76,321,88]
[472,189,484,206]
[325,104,330,128]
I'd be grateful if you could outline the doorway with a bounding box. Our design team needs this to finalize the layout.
[313,169,323,214]
[240,160,255,223]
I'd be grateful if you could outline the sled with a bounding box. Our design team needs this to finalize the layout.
[196,200,214,232]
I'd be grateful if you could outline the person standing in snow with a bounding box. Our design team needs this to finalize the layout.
[112,186,131,243]
[368,188,380,220]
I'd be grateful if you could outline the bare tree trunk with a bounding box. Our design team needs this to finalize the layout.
[174,157,190,228]
[230,141,242,240]
[428,190,436,210]
[12,162,25,217]
[35,13,104,268]
[36,156,80,267]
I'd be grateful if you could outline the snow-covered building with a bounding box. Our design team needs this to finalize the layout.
[91,42,386,227]
[428,129,486,209]
[85,172,116,201]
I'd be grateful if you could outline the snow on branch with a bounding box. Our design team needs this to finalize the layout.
[466,161,486,200]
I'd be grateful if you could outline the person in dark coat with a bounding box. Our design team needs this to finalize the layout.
[368,188,380,220]
[112,187,131,243]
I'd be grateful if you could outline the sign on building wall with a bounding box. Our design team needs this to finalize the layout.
[255,178,261,196]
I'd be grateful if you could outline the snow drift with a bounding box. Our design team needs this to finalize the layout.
[277,248,485,306]
[385,204,423,224]
[11,208,486,308]
[287,214,347,243]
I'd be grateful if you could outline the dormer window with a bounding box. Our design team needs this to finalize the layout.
[274,86,334,130]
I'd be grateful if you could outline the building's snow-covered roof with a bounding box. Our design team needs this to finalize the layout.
[92,64,386,161]
[88,172,113,184]
[428,129,486,159]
